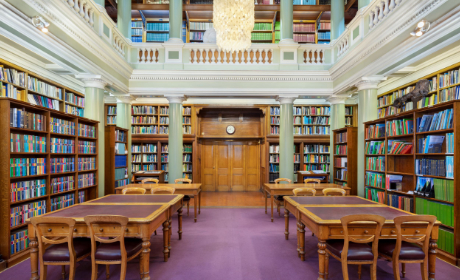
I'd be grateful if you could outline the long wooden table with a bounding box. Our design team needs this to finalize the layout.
[283,196,440,280]
[115,183,202,222]
[27,194,183,280]
[263,183,351,222]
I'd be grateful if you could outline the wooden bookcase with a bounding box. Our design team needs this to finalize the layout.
[1,59,85,117]
[0,98,98,267]
[293,20,317,44]
[345,104,358,127]
[145,18,170,43]
[104,126,129,195]
[333,127,357,195]
[104,103,117,126]
[317,20,331,44]
[252,19,275,44]
[364,100,460,264]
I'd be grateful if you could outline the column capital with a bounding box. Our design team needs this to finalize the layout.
[356,76,387,91]
[277,95,298,104]
[75,74,107,89]
[165,94,187,104]
[327,96,347,104]
[116,95,136,104]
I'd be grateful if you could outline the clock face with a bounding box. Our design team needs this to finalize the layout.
[226,125,235,135]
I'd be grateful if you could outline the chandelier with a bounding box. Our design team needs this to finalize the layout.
[213,0,254,53]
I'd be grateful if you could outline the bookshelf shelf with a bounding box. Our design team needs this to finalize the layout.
[105,126,129,195]
[333,127,357,194]
[0,98,98,268]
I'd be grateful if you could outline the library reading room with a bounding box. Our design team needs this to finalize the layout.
[1,0,460,279]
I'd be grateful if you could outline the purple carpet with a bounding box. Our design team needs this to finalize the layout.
[1,208,459,280]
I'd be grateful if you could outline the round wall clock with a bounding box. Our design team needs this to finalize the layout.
[226,125,236,135]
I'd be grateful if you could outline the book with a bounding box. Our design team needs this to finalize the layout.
[418,135,445,154]
[386,175,403,191]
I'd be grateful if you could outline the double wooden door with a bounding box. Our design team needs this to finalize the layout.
[201,141,260,191]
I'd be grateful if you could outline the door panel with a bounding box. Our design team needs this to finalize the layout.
[201,144,215,191]
[231,144,245,191]
[246,143,260,191]
[216,143,230,191]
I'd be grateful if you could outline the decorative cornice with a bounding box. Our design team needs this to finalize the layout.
[165,94,187,104]
[75,74,107,89]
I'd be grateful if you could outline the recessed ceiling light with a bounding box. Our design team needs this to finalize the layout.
[410,20,430,37]
[31,16,50,33]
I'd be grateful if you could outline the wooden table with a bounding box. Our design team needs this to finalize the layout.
[263,183,350,222]
[297,171,330,183]
[133,170,165,183]
[27,194,183,280]
[284,196,440,280]
[115,183,202,222]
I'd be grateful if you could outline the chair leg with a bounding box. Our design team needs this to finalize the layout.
[69,262,76,280]
[341,262,349,280]
[370,263,377,280]
[91,263,98,280]
[393,260,401,280]
[358,264,362,279]
[325,252,329,279]
[154,230,157,235]
[61,265,66,280]
[420,262,428,280]
[187,201,190,216]
[277,203,280,217]
[402,263,406,278]
[106,264,110,279]
[120,262,127,280]
[312,232,314,236]
[40,265,47,280]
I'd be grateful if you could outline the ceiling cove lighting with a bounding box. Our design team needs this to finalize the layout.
[213,0,254,53]
[32,16,50,33]
[410,20,430,37]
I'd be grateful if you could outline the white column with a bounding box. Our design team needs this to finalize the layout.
[278,96,298,182]
[165,94,186,183]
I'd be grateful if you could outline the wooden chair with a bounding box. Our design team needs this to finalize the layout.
[325,214,385,280]
[323,188,346,196]
[292,188,316,196]
[141,178,159,184]
[150,186,175,194]
[273,178,292,217]
[175,178,192,215]
[30,217,91,280]
[378,215,436,280]
[84,215,144,280]
[122,187,146,195]
[304,178,321,184]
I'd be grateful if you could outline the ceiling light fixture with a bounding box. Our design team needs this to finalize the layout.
[32,16,50,33]
[410,20,430,37]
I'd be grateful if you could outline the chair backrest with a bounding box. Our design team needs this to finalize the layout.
[84,215,129,263]
[293,188,316,196]
[175,178,192,184]
[150,186,175,194]
[122,187,146,195]
[141,178,159,184]
[31,217,77,264]
[323,188,346,196]
[274,178,292,184]
[340,214,385,263]
[304,178,321,184]
[393,215,436,261]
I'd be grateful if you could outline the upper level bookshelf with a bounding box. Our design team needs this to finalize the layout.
[1,59,85,117]
[268,105,331,136]
[0,98,98,267]
[364,100,459,264]
[377,62,460,119]
[131,104,194,136]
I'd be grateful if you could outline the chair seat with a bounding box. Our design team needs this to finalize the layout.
[43,238,91,262]
[326,240,374,261]
[378,240,426,260]
[183,195,192,201]
[274,195,284,201]
[95,238,143,261]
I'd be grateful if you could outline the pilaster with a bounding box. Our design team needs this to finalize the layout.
[278,95,298,182]
[117,0,132,39]
[331,0,345,40]
[166,94,186,183]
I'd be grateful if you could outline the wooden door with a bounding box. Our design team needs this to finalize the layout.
[216,143,231,191]
[245,143,260,191]
[201,143,216,191]
[230,143,245,191]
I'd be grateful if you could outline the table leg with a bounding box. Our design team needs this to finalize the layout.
[265,190,268,214]
[29,237,39,280]
[317,239,327,280]
[297,221,300,258]
[141,237,151,280]
[168,216,172,257]
[194,195,198,222]
[178,208,183,240]
[163,220,169,262]
[270,193,274,222]
[199,191,201,214]
[284,208,289,240]
[428,238,437,280]
[299,222,306,261]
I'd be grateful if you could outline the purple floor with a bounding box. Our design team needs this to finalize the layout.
[1,208,459,280]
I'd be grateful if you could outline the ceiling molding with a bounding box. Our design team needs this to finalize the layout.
[129,87,334,96]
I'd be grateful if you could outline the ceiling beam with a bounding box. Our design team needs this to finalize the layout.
[131,4,331,12]
[345,0,357,12]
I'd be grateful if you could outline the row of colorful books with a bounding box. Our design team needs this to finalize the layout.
[365,141,385,155]
[28,94,60,110]
[65,92,84,107]
[305,154,329,163]
[415,157,453,178]
[10,179,46,202]
[303,163,329,172]
[50,117,75,135]
[416,108,453,132]
[415,177,454,202]
[335,145,347,155]
[78,173,95,188]
[415,197,453,227]
[387,140,412,154]
[10,108,46,131]
[365,187,385,203]
[50,193,75,211]
[64,104,84,117]
[51,176,74,194]
[50,138,75,153]
[365,156,385,172]
[334,157,347,168]
[132,106,157,114]
[1,67,25,86]
[10,200,46,227]
[28,77,62,99]
[304,144,330,153]
[10,158,46,177]
[115,130,126,142]
[365,124,385,139]
[386,118,413,136]
[365,172,385,189]
[10,134,46,153]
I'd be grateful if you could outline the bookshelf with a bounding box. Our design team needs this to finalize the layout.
[317,20,331,44]
[104,126,129,195]
[333,127,357,194]
[364,100,460,264]
[293,20,317,44]
[1,59,85,117]
[0,98,98,267]
[145,18,170,43]
[105,103,117,125]
[131,18,144,43]
[377,62,460,119]
[345,104,358,127]
[183,142,193,181]
[268,142,280,182]
[131,141,159,173]
[251,20,275,44]
[187,19,213,43]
